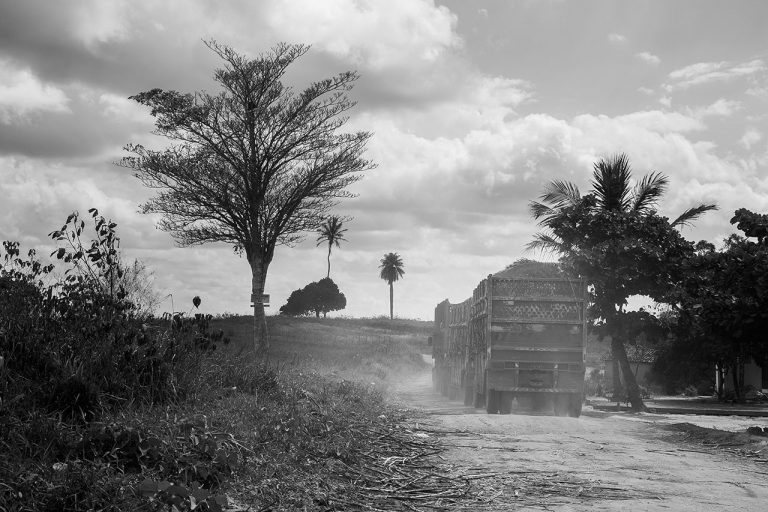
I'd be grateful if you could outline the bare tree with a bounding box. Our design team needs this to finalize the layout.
[120,41,374,351]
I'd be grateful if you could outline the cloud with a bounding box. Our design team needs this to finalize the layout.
[687,98,741,118]
[70,0,132,48]
[635,52,661,66]
[264,0,461,71]
[637,86,655,95]
[0,59,70,122]
[664,59,765,91]
[608,33,627,44]
[739,129,762,150]
[0,82,156,159]
[747,86,768,100]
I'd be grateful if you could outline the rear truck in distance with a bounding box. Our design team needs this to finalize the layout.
[432,274,587,417]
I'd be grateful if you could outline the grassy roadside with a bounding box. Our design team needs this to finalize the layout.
[215,315,432,385]
[1,315,466,511]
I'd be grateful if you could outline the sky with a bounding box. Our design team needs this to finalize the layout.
[1,0,767,320]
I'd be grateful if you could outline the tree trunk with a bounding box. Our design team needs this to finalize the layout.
[732,358,745,401]
[327,246,331,279]
[249,255,269,354]
[716,363,725,399]
[612,357,622,403]
[611,336,646,411]
[389,281,393,320]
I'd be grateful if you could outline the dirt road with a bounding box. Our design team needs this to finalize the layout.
[392,366,768,511]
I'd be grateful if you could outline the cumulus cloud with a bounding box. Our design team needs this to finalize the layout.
[608,33,627,44]
[635,52,661,66]
[664,59,765,91]
[264,0,461,71]
[687,98,741,118]
[0,59,70,122]
[1,0,765,318]
[740,129,762,150]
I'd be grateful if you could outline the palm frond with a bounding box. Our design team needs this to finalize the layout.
[316,216,348,246]
[631,171,669,213]
[592,153,632,212]
[671,203,719,228]
[540,180,581,209]
[529,200,553,220]
[379,252,405,283]
[526,232,568,255]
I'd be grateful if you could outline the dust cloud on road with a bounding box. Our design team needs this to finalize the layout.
[390,360,768,511]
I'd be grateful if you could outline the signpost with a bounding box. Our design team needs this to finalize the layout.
[250,293,270,307]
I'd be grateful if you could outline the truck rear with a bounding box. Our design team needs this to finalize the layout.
[433,274,587,417]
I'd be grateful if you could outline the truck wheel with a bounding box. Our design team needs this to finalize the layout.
[463,385,473,406]
[568,394,583,418]
[499,392,512,414]
[554,394,569,416]
[486,389,500,414]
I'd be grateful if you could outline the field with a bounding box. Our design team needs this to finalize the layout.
[215,315,433,383]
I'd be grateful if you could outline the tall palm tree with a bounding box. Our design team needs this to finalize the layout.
[530,153,715,252]
[379,252,405,320]
[529,153,717,411]
[316,216,348,279]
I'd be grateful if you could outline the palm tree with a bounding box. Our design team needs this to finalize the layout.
[530,154,715,250]
[316,216,348,279]
[529,153,717,411]
[379,252,405,320]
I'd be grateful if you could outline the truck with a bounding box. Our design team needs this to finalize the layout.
[432,269,587,417]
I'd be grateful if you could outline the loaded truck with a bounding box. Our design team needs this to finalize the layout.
[432,270,587,417]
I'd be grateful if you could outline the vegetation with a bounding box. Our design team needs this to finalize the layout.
[495,258,570,278]
[279,277,347,318]
[663,209,768,400]
[316,216,348,279]
[529,153,716,411]
[379,252,405,320]
[120,41,375,352]
[0,210,461,511]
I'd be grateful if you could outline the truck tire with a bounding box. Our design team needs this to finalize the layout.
[463,384,474,406]
[486,386,500,414]
[554,394,569,416]
[568,393,583,418]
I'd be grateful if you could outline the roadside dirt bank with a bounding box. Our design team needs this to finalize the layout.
[390,365,768,511]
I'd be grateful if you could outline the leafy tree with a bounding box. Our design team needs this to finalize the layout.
[280,288,311,317]
[379,253,405,320]
[307,278,347,318]
[667,210,768,400]
[316,216,348,279]
[120,41,374,352]
[495,258,570,278]
[529,153,716,411]
[279,278,346,318]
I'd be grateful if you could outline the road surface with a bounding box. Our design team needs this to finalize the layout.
[392,366,768,511]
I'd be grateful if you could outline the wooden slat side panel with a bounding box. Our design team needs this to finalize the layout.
[490,323,583,348]
[492,299,583,322]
